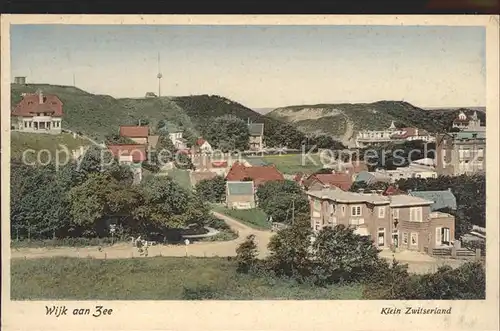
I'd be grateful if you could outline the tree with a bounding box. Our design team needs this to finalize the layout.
[195,176,226,203]
[311,225,381,284]
[175,152,194,170]
[363,258,417,299]
[134,176,193,231]
[256,180,302,208]
[203,115,250,152]
[262,193,309,224]
[266,218,314,281]
[235,234,258,273]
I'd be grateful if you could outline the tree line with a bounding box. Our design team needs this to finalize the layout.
[235,219,485,300]
[10,145,215,242]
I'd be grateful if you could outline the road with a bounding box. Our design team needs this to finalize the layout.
[10,211,274,260]
[10,212,467,274]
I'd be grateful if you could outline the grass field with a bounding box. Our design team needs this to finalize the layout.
[10,132,91,163]
[166,168,192,191]
[212,206,271,230]
[254,153,324,174]
[11,257,363,300]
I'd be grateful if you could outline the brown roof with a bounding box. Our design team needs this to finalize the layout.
[225,161,284,186]
[12,93,63,117]
[119,126,149,138]
[304,173,352,191]
[107,144,147,162]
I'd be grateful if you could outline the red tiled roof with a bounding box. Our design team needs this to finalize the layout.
[305,173,352,191]
[212,161,228,168]
[12,93,63,117]
[196,138,206,146]
[390,128,417,139]
[383,185,406,196]
[225,161,284,186]
[119,126,149,138]
[107,144,147,162]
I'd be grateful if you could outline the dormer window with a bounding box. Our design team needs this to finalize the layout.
[28,101,33,105]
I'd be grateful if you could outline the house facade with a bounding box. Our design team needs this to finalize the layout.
[355,121,435,147]
[226,181,256,209]
[12,90,63,134]
[306,188,455,254]
[195,138,213,153]
[248,123,264,151]
[435,132,486,176]
[169,131,187,150]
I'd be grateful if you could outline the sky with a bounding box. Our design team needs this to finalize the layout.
[10,25,486,108]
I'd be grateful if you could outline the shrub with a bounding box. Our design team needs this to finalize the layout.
[182,285,219,300]
[235,235,258,273]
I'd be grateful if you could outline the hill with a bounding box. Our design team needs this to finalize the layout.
[11,85,305,148]
[267,101,487,145]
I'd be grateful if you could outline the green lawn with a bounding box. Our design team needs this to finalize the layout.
[11,257,363,300]
[212,205,271,230]
[255,153,325,175]
[10,132,91,163]
[166,168,192,191]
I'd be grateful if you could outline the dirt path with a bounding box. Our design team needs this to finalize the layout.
[10,211,274,260]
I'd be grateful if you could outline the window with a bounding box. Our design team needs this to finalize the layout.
[349,219,359,226]
[441,227,451,245]
[341,206,346,215]
[313,200,321,211]
[377,228,385,246]
[392,208,399,220]
[411,233,418,246]
[351,205,362,216]
[410,207,422,222]
[378,206,385,218]
[403,232,409,245]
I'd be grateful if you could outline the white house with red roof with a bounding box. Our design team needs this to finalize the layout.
[195,137,213,153]
[11,90,63,134]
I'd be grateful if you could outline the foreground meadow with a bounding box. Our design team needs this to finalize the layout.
[11,257,363,300]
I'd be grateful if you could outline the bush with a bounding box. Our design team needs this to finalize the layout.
[205,216,230,230]
[11,237,118,249]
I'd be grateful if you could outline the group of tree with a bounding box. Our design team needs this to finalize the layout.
[11,145,210,241]
[194,175,227,203]
[235,219,485,300]
[255,180,309,224]
[362,140,436,171]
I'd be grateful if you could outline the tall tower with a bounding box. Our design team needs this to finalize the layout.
[157,52,163,97]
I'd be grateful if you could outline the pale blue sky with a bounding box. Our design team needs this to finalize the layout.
[11,25,486,108]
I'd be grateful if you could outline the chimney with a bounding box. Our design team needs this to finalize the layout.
[38,90,43,104]
[448,188,452,192]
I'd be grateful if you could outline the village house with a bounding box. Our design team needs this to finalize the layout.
[225,161,284,186]
[226,181,256,209]
[169,130,187,150]
[11,90,63,134]
[119,125,149,145]
[355,121,435,148]
[390,127,435,143]
[302,173,353,191]
[435,132,486,176]
[306,187,455,254]
[248,122,264,151]
[452,110,485,132]
[195,138,213,154]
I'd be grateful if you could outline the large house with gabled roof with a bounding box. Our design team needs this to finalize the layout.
[12,90,63,134]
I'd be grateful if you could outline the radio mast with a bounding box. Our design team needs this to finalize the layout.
[157,52,163,97]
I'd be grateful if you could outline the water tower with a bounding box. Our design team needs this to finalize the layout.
[157,53,163,97]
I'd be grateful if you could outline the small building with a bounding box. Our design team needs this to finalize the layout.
[303,173,353,191]
[195,138,213,153]
[390,127,435,143]
[169,131,187,150]
[11,90,63,134]
[14,76,26,84]
[408,189,457,212]
[226,181,256,209]
[248,122,264,151]
[225,161,284,187]
[145,92,157,98]
[306,187,455,254]
[119,125,149,145]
